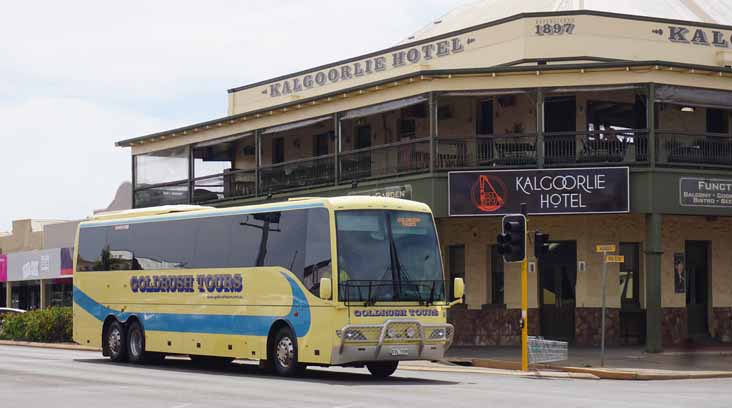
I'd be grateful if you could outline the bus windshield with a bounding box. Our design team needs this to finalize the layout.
[336,210,445,303]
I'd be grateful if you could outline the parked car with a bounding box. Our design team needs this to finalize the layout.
[0,308,26,335]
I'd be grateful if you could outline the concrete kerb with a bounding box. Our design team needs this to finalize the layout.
[0,340,100,352]
[462,358,732,381]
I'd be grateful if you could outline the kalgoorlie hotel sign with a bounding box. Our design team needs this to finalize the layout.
[264,35,474,98]
[448,167,630,216]
[656,25,732,47]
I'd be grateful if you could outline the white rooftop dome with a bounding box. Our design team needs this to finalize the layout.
[405,0,732,42]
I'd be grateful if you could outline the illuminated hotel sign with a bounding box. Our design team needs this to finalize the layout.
[448,167,629,216]
[264,36,474,98]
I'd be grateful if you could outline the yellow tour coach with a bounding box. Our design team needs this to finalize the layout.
[72,196,463,377]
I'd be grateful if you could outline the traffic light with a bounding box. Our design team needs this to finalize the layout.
[534,231,550,259]
[497,214,526,263]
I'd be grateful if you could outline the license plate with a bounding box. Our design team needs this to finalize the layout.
[391,348,409,356]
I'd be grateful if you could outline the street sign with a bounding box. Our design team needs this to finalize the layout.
[596,244,616,253]
[605,255,625,263]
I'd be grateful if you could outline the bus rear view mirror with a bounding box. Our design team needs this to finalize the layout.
[453,277,465,301]
[319,277,333,301]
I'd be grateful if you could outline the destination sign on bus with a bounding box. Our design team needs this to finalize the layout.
[130,273,243,294]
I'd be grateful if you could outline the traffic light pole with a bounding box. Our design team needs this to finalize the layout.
[521,253,528,372]
[521,203,528,372]
[497,206,530,372]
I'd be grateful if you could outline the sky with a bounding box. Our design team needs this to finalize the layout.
[0,0,465,232]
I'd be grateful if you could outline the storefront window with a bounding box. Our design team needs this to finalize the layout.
[134,146,189,188]
[50,280,73,307]
[448,245,465,300]
[619,243,640,306]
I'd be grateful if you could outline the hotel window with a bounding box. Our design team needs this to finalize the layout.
[476,99,494,135]
[134,146,189,188]
[355,125,372,149]
[313,132,331,157]
[133,146,190,208]
[448,245,465,300]
[706,108,729,134]
[273,137,285,164]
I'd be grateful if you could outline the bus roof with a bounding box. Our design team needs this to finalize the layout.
[82,196,431,226]
[89,205,214,221]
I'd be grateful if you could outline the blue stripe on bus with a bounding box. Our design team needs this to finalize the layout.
[73,272,311,338]
[81,202,325,228]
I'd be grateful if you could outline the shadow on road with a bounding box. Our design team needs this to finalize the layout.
[74,357,461,386]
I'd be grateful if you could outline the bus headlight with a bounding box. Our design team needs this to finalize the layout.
[406,327,417,338]
[342,329,367,341]
[386,328,397,338]
[430,329,446,339]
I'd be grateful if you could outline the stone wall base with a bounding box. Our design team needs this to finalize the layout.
[575,308,620,347]
[712,308,732,343]
[662,307,688,346]
[447,306,539,346]
[448,306,730,347]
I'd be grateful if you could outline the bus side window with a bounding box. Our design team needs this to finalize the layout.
[303,208,332,295]
[77,227,109,272]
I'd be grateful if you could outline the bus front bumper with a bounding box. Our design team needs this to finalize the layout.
[331,320,454,365]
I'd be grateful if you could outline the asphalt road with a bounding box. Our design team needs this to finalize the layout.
[1,345,731,408]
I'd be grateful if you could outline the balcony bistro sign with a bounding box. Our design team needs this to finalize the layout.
[265,36,473,98]
[448,167,629,216]
[680,177,732,208]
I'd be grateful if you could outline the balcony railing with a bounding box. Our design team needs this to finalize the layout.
[656,132,732,167]
[339,138,431,181]
[259,154,335,194]
[135,129,732,208]
[435,134,538,169]
[193,169,256,204]
[544,130,648,165]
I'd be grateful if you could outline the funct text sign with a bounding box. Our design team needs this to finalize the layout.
[680,177,732,208]
[449,167,629,216]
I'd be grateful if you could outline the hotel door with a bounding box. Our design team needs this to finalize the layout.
[686,241,710,337]
[539,241,577,342]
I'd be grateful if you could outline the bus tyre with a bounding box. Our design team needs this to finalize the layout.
[127,321,163,364]
[367,361,399,378]
[106,320,128,363]
[271,326,305,377]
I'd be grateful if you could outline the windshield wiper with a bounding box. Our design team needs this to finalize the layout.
[426,280,436,306]
[365,281,376,307]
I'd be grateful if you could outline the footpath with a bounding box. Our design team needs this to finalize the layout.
[435,345,732,380]
[2,340,732,380]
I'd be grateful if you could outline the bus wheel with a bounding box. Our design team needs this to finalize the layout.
[271,326,305,377]
[367,361,399,378]
[127,321,163,364]
[106,320,128,362]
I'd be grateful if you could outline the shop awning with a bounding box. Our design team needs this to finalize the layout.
[442,90,528,97]
[262,116,333,135]
[340,95,428,120]
[547,85,642,93]
[655,85,732,110]
[194,132,253,148]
